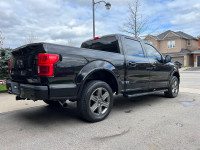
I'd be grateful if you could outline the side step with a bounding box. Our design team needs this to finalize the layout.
[123,89,168,98]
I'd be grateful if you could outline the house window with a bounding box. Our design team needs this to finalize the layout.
[187,40,191,46]
[168,41,175,49]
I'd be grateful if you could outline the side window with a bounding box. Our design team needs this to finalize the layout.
[145,44,162,63]
[124,38,144,57]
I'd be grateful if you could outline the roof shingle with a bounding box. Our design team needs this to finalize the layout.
[147,30,197,40]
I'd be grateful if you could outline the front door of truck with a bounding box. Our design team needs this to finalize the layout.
[123,37,150,93]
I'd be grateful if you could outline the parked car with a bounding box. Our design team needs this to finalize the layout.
[173,61,182,68]
[6,34,180,122]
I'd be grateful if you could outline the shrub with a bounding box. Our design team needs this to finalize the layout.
[0,48,12,79]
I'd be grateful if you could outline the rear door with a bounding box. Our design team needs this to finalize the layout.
[123,37,150,93]
[144,43,171,89]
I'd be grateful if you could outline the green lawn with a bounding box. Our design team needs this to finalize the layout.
[0,84,7,92]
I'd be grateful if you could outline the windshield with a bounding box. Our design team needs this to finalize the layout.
[81,36,120,53]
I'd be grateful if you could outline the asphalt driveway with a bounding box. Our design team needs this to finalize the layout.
[0,72,200,150]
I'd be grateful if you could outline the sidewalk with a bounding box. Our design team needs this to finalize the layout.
[179,67,200,72]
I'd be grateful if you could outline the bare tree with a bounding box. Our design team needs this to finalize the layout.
[66,39,77,47]
[122,0,149,38]
[24,32,38,44]
[0,31,5,48]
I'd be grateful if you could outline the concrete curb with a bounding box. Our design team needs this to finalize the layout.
[0,91,8,94]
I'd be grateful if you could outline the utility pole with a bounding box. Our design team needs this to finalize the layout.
[92,0,111,38]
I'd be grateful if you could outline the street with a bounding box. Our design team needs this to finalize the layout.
[0,72,200,150]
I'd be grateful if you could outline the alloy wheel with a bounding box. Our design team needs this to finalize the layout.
[172,79,179,94]
[89,87,110,116]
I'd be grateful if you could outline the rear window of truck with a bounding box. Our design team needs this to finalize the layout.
[81,36,120,53]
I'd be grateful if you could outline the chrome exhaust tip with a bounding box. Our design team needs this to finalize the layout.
[59,100,68,108]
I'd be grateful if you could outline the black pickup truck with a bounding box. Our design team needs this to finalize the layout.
[7,34,180,122]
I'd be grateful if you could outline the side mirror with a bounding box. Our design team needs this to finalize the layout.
[165,55,171,63]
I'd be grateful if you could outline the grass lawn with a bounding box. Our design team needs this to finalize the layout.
[0,84,7,92]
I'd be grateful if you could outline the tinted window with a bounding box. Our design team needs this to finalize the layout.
[81,36,120,53]
[124,38,144,57]
[145,44,162,63]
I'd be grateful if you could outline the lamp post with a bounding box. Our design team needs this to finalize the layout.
[92,0,111,38]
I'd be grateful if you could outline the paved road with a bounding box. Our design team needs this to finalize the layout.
[180,72,200,89]
[0,72,200,150]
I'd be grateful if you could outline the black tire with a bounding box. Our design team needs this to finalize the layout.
[165,76,179,98]
[77,80,114,122]
[43,100,60,106]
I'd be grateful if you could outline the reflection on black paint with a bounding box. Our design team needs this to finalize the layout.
[81,36,120,53]
[123,38,145,58]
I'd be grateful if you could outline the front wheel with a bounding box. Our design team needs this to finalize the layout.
[165,76,179,98]
[77,80,114,122]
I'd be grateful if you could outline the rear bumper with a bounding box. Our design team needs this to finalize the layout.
[6,81,48,100]
[6,80,78,100]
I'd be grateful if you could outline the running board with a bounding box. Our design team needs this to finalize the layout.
[123,89,168,98]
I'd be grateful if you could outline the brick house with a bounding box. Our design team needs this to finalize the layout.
[144,30,199,67]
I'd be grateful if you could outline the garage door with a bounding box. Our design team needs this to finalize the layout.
[171,56,184,65]
[197,56,200,67]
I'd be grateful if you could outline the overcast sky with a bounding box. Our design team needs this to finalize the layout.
[0,0,200,48]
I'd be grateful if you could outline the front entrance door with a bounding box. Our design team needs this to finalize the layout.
[197,56,200,67]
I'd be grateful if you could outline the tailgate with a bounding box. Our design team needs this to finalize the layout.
[10,43,46,84]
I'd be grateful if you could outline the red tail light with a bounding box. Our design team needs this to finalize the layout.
[38,54,59,76]
[8,60,11,74]
[94,37,99,40]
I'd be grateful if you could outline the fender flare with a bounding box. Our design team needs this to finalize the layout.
[169,70,180,84]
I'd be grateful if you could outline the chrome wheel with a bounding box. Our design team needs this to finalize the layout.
[89,87,110,116]
[172,79,179,94]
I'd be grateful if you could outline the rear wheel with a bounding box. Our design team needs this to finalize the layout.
[165,76,179,98]
[77,80,113,122]
[43,100,60,106]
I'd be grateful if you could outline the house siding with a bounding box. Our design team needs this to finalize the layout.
[190,40,199,51]
[144,36,160,50]
[159,39,181,53]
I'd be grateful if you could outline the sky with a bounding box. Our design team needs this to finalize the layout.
[0,0,200,48]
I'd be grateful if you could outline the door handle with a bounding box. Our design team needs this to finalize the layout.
[128,62,136,67]
[146,65,156,70]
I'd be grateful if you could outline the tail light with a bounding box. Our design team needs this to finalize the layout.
[94,37,99,40]
[37,53,59,76]
[8,60,11,74]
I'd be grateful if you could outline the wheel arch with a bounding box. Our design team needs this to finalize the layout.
[171,71,180,83]
[76,60,120,98]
